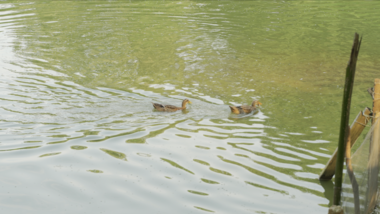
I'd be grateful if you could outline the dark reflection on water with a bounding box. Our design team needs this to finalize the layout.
[1,1,380,214]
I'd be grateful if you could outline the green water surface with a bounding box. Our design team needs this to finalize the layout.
[1,1,380,214]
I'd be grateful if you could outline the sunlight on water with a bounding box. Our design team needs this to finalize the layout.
[1,1,380,214]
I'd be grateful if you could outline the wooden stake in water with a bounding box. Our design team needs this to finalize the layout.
[366,79,380,214]
[333,33,361,206]
[319,107,371,180]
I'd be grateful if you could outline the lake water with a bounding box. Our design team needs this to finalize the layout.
[1,1,380,213]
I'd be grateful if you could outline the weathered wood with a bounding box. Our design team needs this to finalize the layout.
[333,33,361,206]
[328,205,344,214]
[319,107,371,180]
[345,126,360,214]
[366,79,380,213]
[373,79,380,113]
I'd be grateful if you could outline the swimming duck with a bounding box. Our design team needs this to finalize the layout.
[229,100,262,114]
[153,99,192,112]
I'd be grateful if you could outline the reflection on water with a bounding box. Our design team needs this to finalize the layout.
[1,1,380,214]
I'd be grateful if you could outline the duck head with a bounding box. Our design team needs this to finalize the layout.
[182,99,192,108]
[251,100,262,107]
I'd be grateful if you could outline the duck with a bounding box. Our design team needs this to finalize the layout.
[153,99,192,112]
[229,100,262,114]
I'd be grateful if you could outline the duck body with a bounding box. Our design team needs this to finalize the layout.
[153,99,192,112]
[229,100,262,114]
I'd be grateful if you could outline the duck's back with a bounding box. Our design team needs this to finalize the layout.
[153,103,180,112]
[230,105,255,114]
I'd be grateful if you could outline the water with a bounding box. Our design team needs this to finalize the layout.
[1,1,380,213]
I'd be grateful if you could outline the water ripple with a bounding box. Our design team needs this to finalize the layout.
[2,1,379,213]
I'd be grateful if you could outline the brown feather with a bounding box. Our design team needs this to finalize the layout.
[153,99,192,112]
[229,100,262,114]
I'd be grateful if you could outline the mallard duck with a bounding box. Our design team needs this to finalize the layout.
[229,100,262,114]
[153,99,192,112]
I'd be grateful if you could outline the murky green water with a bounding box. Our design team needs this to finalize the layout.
[1,1,380,213]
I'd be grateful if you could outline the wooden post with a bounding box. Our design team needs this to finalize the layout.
[319,107,371,180]
[366,79,380,213]
[333,33,361,206]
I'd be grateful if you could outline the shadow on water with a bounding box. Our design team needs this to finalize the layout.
[228,110,260,120]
